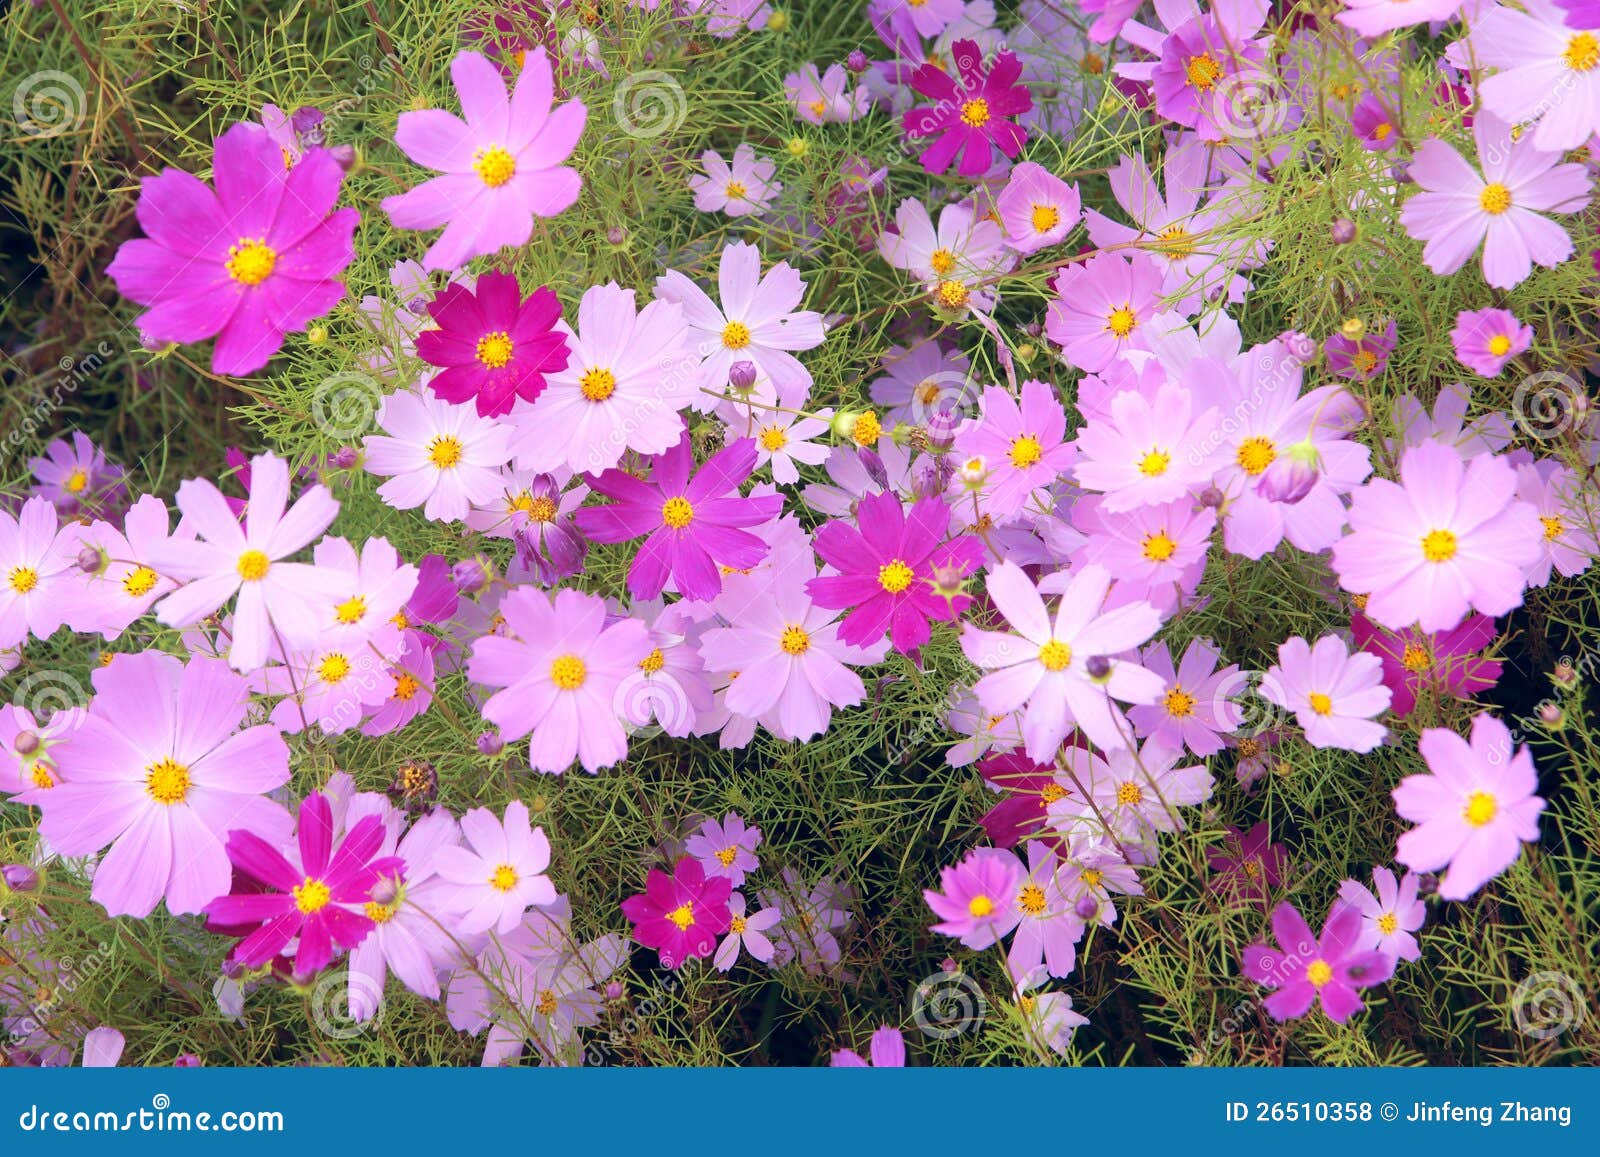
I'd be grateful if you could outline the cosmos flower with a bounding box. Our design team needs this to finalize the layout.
[689,143,783,216]
[1242,899,1395,1023]
[0,497,68,651]
[363,388,514,524]
[621,857,733,970]
[951,381,1078,524]
[830,1026,907,1067]
[1337,867,1426,962]
[382,49,585,270]
[1351,612,1501,717]
[105,123,357,375]
[1450,308,1532,378]
[995,162,1082,254]
[1471,2,1600,152]
[1323,320,1396,381]
[685,812,762,887]
[415,271,569,418]
[878,198,1013,317]
[714,891,782,971]
[435,801,558,935]
[924,846,1026,949]
[27,433,128,520]
[784,62,868,124]
[1045,252,1165,373]
[1128,637,1243,757]
[1073,378,1219,511]
[1395,713,1546,900]
[903,40,1031,177]
[1206,822,1288,902]
[1260,633,1391,754]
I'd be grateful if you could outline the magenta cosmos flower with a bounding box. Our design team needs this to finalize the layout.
[1206,822,1288,903]
[468,587,651,774]
[106,123,357,375]
[575,436,782,603]
[1242,900,1394,1023]
[31,652,291,918]
[1260,634,1390,754]
[383,49,585,271]
[205,791,405,975]
[1331,441,1542,634]
[1399,112,1591,289]
[415,271,569,418]
[925,846,1026,950]
[149,452,343,673]
[621,857,733,970]
[1352,611,1501,717]
[806,491,983,655]
[1395,713,1545,901]
[902,39,1031,178]
[1450,307,1532,378]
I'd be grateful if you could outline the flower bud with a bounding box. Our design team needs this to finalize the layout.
[13,730,40,756]
[1256,439,1321,505]
[606,225,628,247]
[476,729,504,756]
[1339,317,1365,342]
[604,981,624,1001]
[1198,485,1224,508]
[858,447,890,491]
[76,547,102,573]
[1085,655,1112,681]
[1538,702,1565,728]
[290,106,325,137]
[728,360,757,392]
[1074,895,1100,921]
[846,49,869,73]
[2,864,40,893]
[451,557,492,594]
[368,876,401,906]
[1330,218,1357,245]
[1552,658,1578,688]
[327,144,357,171]
[173,1054,203,1068]
[330,446,358,469]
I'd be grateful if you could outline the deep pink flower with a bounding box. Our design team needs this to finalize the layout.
[806,491,983,655]
[1206,822,1287,902]
[1242,900,1395,1023]
[415,271,569,417]
[575,436,782,602]
[106,123,357,375]
[1352,612,1502,717]
[924,846,1026,950]
[902,40,1032,177]
[621,857,733,970]
[1324,320,1395,381]
[1450,308,1532,378]
[205,791,405,975]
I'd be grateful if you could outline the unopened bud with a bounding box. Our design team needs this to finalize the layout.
[1074,895,1100,921]
[604,981,624,1001]
[476,729,504,755]
[606,226,628,246]
[77,547,101,573]
[728,361,757,392]
[330,446,358,469]
[13,730,40,756]
[327,144,357,171]
[1330,218,1357,245]
[1552,658,1578,688]
[1085,655,1112,681]
[1256,439,1321,505]
[173,1054,203,1068]
[1198,485,1224,508]
[2,864,39,893]
[1538,702,1565,728]
[846,49,869,73]
[451,557,491,594]
[1339,317,1365,342]
[290,106,325,137]
[369,876,401,906]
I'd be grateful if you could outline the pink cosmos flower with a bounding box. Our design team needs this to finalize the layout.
[1,703,79,797]
[1352,611,1502,717]
[30,652,291,918]
[1242,899,1395,1023]
[1074,496,1216,616]
[415,271,569,418]
[784,62,867,124]
[656,241,826,411]
[868,337,973,429]
[361,629,438,737]
[878,198,1012,316]
[903,39,1031,177]
[1450,308,1532,378]
[575,436,783,603]
[1051,740,1214,851]
[382,49,584,270]
[1388,382,1513,461]
[363,388,514,523]
[622,857,733,970]
[714,891,782,971]
[1007,841,1084,981]
[960,562,1165,759]
[311,535,419,649]
[467,587,651,774]
[1324,319,1395,382]
[1073,378,1219,512]
[806,491,984,655]
[435,801,557,935]
[951,380,1078,525]
[924,846,1026,949]
[1144,13,1272,141]
[685,812,762,887]
[689,143,782,217]
[510,282,699,475]
[1045,252,1165,373]
[1128,638,1242,757]
[148,452,342,673]
[739,407,833,483]
[1395,713,1546,901]
[1517,459,1599,587]
[466,469,588,584]
[1399,112,1591,289]
[996,162,1081,254]
[1337,867,1426,962]
[106,123,357,376]
[1472,1,1600,152]
[0,497,68,650]
[205,791,405,975]
[27,432,127,520]
[55,497,186,640]
[831,1026,907,1068]
[1260,633,1391,754]
[1331,441,1543,633]
[1337,0,1462,36]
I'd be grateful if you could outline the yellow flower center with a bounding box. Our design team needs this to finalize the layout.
[722,320,752,349]
[878,559,915,593]
[640,648,666,674]
[1377,912,1399,936]
[1308,691,1333,715]
[852,411,882,445]
[145,756,191,805]
[1138,449,1170,477]
[476,331,513,369]
[579,367,617,402]
[1306,960,1333,987]
[236,550,270,582]
[393,673,420,701]
[936,279,970,310]
[666,903,696,930]
[1421,528,1458,563]
[1106,305,1138,337]
[513,493,558,523]
[929,248,957,276]
[1478,183,1511,215]
[1564,32,1600,72]
[1185,53,1223,92]
[489,863,519,892]
[535,989,558,1016]
[967,893,995,916]
[1487,334,1512,357]
[122,565,159,597]
[1163,687,1196,717]
[1116,781,1143,806]
[730,914,748,934]
[1156,224,1194,258]
[1464,790,1498,827]
[1009,434,1043,469]
[1040,782,1067,803]
[715,846,739,868]
[780,624,811,655]
[1142,531,1178,563]
[65,468,89,494]
[293,877,332,914]
[1541,515,1564,541]
[1242,860,1260,878]
[224,238,277,286]
[1401,643,1430,673]
[317,654,351,683]
[959,98,991,127]
[1031,204,1060,233]
[725,179,749,200]
[661,496,695,529]
[1038,639,1072,671]
[7,566,38,595]
[1350,349,1378,375]
[1081,868,1103,888]
[759,424,788,452]
[1236,436,1277,476]
[550,654,587,690]
[427,435,463,469]
[1018,884,1047,916]
[333,595,367,624]
[472,145,516,187]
